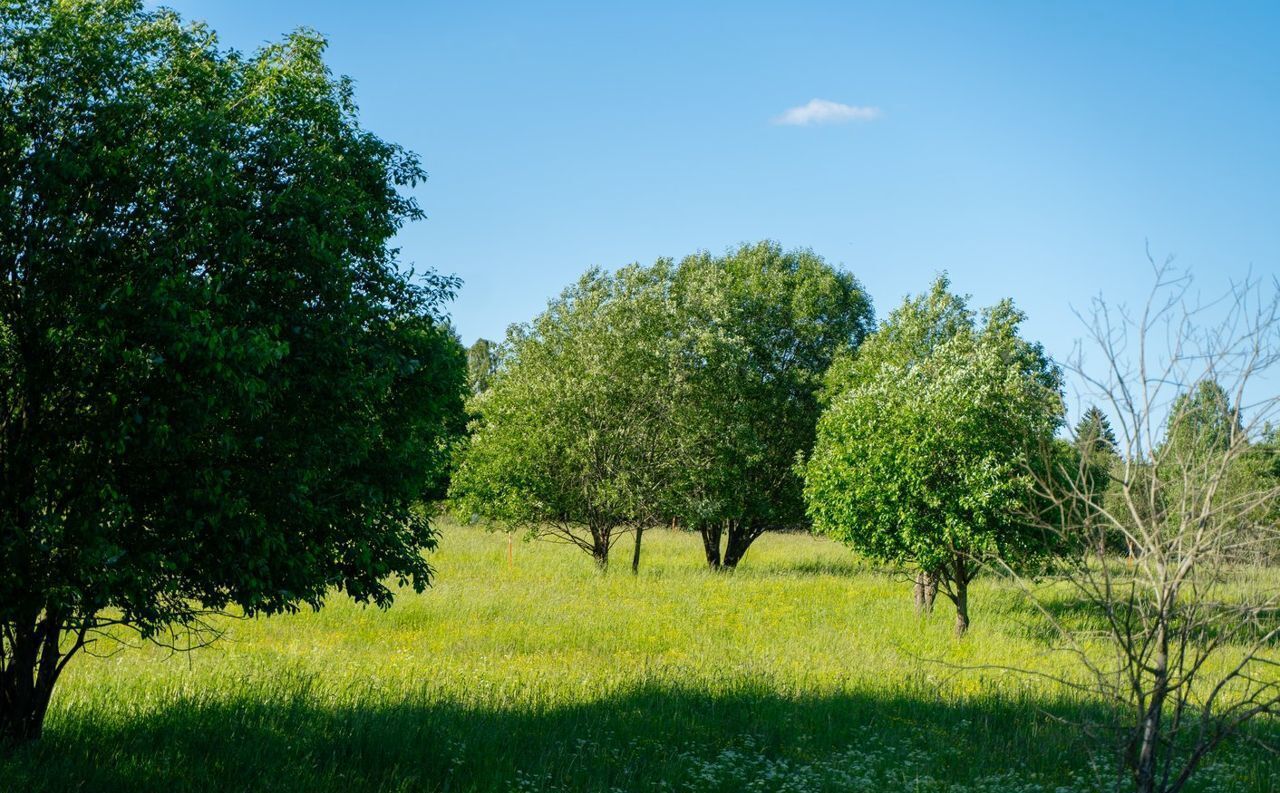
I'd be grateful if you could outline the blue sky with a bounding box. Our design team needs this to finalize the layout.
[156,1,1279,413]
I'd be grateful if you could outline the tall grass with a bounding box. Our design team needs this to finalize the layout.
[2,522,1275,791]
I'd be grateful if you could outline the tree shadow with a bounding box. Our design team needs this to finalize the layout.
[747,557,867,577]
[4,682,1277,792]
[1005,587,1280,651]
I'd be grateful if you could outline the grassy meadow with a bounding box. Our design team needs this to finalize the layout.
[3,521,1277,792]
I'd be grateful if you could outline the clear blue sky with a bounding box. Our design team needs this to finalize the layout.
[156,1,1279,410]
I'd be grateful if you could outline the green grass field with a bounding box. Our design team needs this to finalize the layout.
[3,522,1276,792]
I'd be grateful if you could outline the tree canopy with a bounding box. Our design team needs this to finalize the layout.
[448,264,676,569]
[663,242,873,568]
[803,276,1064,634]
[0,0,465,743]
[451,242,871,573]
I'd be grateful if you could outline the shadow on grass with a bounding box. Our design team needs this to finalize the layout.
[3,682,1277,792]
[1002,587,1280,652]
[748,557,868,577]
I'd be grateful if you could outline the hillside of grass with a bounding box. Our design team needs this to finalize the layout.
[2,522,1275,792]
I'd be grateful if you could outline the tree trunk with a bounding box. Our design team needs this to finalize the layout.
[0,612,65,747]
[721,522,761,569]
[952,557,970,637]
[590,536,609,572]
[1134,623,1169,793]
[700,523,722,570]
[0,678,54,746]
[915,569,941,614]
[954,582,969,637]
[631,525,644,574]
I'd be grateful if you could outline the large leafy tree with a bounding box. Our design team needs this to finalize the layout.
[0,1,465,743]
[804,276,1064,635]
[664,242,873,569]
[449,265,676,571]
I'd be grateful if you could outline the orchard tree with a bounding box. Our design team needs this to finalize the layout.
[0,1,466,744]
[807,276,971,613]
[664,242,873,569]
[449,265,676,571]
[804,276,1064,635]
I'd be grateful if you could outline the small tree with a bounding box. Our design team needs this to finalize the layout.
[1073,406,1120,553]
[1011,260,1280,793]
[664,242,873,569]
[1075,406,1119,460]
[804,276,1064,635]
[449,265,675,571]
[0,1,465,744]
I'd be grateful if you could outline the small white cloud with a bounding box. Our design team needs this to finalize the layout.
[773,99,882,126]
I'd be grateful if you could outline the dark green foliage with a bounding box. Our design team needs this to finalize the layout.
[422,328,470,502]
[0,0,464,743]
